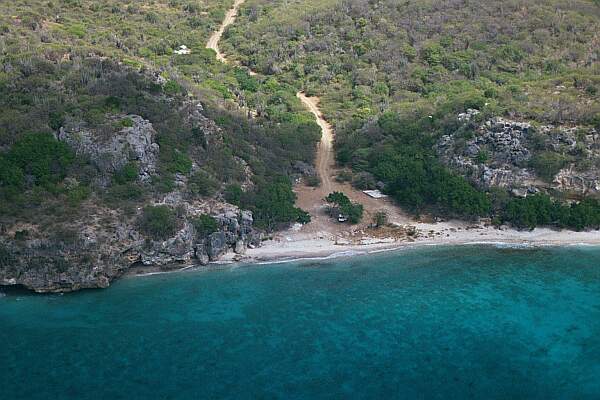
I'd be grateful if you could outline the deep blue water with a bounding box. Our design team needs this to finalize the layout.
[2,245,600,399]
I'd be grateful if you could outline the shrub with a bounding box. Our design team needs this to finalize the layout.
[296,209,311,224]
[0,156,24,188]
[163,80,185,96]
[188,171,219,197]
[224,184,243,206]
[67,24,86,38]
[305,175,321,187]
[248,177,307,230]
[138,205,179,240]
[120,117,134,128]
[374,211,388,227]
[336,171,353,182]
[105,183,144,203]
[67,185,90,206]
[113,163,138,184]
[530,152,570,182]
[352,171,376,190]
[164,150,192,174]
[8,132,75,186]
[192,214,218,239]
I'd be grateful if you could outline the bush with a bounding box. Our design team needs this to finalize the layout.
[106,183,144,203]
[0,156,24,188]
[296,209,312,224]
[192,214,218,239]
[336,171,353,183]
[248,177,307,230]
[224,184,243,206]
[305,175,321,187]
[188,171,219,197]
[7,132,75,186]
[530,152,570,182]
[163,80,185,96]
[164,150,192,174]
[374,210,388,227]
[67,185,90,206]
[113,163,138,184]
[352,172,376,190]
[138,205,179,240]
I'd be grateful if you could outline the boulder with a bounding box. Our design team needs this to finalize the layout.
[206,231,228,261]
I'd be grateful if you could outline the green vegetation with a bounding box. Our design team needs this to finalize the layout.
[0,0,318,234]
[221,0,600,230]
[2,0,600,237]
[138,205,179,240]
[326,192,364,224]
[373,211,388,228]
[362,112,491,218]
[530,152,571,182]
[240,177,310,230]
[503,195,600,231]
[3,133,75,187]
[192,214,219,239]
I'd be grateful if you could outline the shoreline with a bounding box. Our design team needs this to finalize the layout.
[124,224,600,279]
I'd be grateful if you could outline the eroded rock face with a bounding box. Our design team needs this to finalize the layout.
[57,115,159,185]
[437,115,599,195]
[0,206,262,293]
[553,168,600,194]
[437,117,537,190]
[0,211,132,293]
[197,210,262,262]
[140,222,196,266]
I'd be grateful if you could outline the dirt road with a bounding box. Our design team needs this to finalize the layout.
[207,1,409,235]
[206,0,246,62]
[295,93,410,233]
[296,93,334,194]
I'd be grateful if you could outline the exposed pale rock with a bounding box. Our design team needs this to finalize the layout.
[437,115,599,195]
[57,115,159,185]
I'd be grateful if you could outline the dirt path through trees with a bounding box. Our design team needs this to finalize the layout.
[206,0,246,62]
[296,93,334,195]
[207,0,409,232]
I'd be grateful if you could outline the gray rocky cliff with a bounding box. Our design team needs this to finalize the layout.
[0,206,263,293]
[57,115,159,185]
[436,113,600,196]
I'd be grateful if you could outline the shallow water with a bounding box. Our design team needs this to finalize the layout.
[2,245,600,399]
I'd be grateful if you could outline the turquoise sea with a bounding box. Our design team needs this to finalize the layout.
[2,245,600,399]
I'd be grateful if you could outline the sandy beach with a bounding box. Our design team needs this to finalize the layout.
[196,0,600,269]
[216,219,600,266]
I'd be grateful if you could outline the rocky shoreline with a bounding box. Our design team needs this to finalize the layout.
[0,208,263,293]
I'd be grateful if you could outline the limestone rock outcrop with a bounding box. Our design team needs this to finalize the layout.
[0,206,262,293]
[437,114,600,195]
[57,115,159,185]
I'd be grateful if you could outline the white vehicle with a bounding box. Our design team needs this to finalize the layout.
[338,214,348,223]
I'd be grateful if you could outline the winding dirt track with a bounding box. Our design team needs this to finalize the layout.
[206,1,409,232]
[296,92,334,195]
[206,0,246,62]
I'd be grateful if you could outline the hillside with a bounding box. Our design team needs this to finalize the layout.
[2,0,600,292]
[224,0,600,229]
[0,0,321,291]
